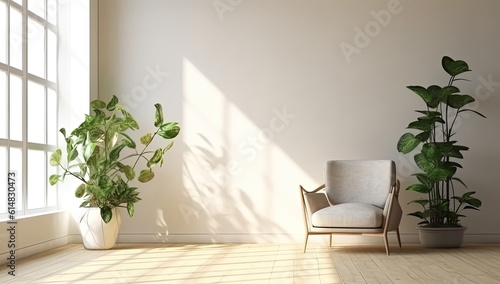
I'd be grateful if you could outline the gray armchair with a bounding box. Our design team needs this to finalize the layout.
[300,160,402,255]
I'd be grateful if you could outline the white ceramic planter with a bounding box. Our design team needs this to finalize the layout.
[418,226,466,248]
[78,207,122,250]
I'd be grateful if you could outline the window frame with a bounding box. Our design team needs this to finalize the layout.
[0,0,59,219]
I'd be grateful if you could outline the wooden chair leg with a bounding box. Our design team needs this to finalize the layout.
[329,234,333,247]
[396,228,402,248]
[383,233,390,255]
[303,234,309,253]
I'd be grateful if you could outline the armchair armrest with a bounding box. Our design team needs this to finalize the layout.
[300,184,330,230]
[382,180,403,232]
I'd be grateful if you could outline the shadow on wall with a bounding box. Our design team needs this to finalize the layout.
[168,133,291,243]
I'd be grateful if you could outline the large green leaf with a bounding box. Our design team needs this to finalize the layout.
[443,85,460,97]
[98,175,113,189]
[147,148,163,167]
[120,109,140,130]
[75,183,86,198]
[154,103,164,127]
[426,85,445,108]
[138,169,155,183]
[59,128,67,138]
[67,148,78,162]
[82,142,97,161]
[406,184,431,194]
[140,133,153,145]
[407,86,434,107]
[106,95,119,111]
[121,133,136,148]
[123,165,135,180]
[50,149,62,166]
[127,202,135,217]
[100,206,113,223]
[109,143,126,162]
[407,120,433,132]
[49,174,60,186]
[442,56,470,76]
[447,94,475,109]
[397,133,421,154]
[91,99,106,109]
[458,108,486,118]
[408,199,429,207]
[408,211,425,219]
[158,122,180,139]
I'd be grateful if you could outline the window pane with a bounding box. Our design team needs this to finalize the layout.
[10,74,22,141]
[47,88,57,145]
[47,151,57,206]
[28,18,46,78]
[47,0,57,25]
[48,29,57,82]
[0,2,7,64]
[28,80,46,143]
[10,147,22,211]
[0,147,6,213]
[9,7,22,70]
[0,71,6,139]
[28,149,45,209]
[12,0,22,5]
[28,0,46,20]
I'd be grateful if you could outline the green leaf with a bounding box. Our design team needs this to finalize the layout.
[90,99,107,109]
[154,103,164,127]
[82,142,97,161]
[93,109,105,117]
[406,184,431,194]
[408,211,425,219]
[50,149,62,166]
[147,148,163,167]
[106,95,119,111]
[426,85,445,108]
[447,94,475,109]
[443,85,460,96]
[75,183,86,198]
[127,202,135,217]
[100,206,113,223]
[407,86,433,107]
[458,108,486,118]
[407,120,432,132]
[98,175,113,189]
[59,128,67,138]
[408,199,429,207]
[163,141,174,152]
[121,109,140,130]
[49,174,60,186]
[442,56,470,76]
[109,143,126,162]
[140,133,153,145]
[123,165,135,180]
[67,148,78,162]
[397,133,421,154]
[138,169,155,183]
[158,122,180,139]
[121,133,136,148]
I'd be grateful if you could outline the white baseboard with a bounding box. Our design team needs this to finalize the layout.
[67,232,500,245]
[0,236,69,265]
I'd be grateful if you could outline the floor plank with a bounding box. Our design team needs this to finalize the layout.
[1,243,500,283]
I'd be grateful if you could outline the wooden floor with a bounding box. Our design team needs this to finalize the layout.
[1,243,500,283]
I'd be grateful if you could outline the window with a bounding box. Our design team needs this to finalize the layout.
[0,0,59,218]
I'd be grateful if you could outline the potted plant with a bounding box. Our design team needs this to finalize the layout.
[397,56,484,248]
[49,95,180,249]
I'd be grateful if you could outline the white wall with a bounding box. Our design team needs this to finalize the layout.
[96,0,500,244]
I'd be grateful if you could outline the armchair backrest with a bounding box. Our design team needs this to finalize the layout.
[324,160,396,208]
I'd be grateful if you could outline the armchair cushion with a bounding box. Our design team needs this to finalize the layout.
[311,202,383,228]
